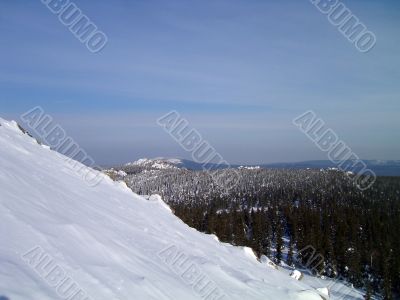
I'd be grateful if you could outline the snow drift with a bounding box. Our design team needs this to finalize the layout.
[0,118,334,299]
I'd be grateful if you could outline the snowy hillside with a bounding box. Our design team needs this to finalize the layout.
[0,118,362,300]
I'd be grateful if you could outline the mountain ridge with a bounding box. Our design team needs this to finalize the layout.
[115,157,400,176]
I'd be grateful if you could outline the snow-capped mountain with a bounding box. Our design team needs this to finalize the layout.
[120,157,232,171]
[125,158,184,170]
[0,117,353,300]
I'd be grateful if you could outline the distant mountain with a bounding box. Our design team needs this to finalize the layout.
[261,160,400,176]
[119,158,400,176]
[121,157,231,171]
[125,157,183,170]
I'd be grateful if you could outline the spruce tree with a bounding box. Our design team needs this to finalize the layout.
[275,220,284,264]
[287,237,294,267]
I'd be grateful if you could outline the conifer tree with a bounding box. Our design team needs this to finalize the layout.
[275,220,284,264]
[287,237,294,267]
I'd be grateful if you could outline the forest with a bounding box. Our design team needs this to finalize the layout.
[109,166,400,299]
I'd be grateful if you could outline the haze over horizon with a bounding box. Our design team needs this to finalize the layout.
[1,0,399,165]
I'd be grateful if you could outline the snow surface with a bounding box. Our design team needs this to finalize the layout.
[0,118,362,300]
[290,270,303,281]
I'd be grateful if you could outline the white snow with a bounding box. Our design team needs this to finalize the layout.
[242,247,258,262]
[290,270,303,281]
[293,290,325,300]
[238,166,261,170]
[0,118,363,300]
[117,170,127,177]
[316,287,330,300]
[125,158,181,170]
[260,255,279,270]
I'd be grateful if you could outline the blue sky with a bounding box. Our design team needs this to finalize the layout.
[1,0,399,165]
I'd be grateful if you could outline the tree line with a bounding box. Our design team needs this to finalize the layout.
[116,167,400,299]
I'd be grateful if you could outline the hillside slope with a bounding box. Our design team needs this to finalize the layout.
[0,118,342,300]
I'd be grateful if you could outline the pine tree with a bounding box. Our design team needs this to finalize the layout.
[287,237,294,267]
[261,212,271,257]
[364,280,372,300]
[383,258,393,300]
[232,210,246,246]
[275,219,284,264]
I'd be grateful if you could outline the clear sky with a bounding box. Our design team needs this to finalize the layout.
[1,0,399,165]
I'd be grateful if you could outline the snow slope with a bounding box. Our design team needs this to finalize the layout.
[0,118,352,300]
